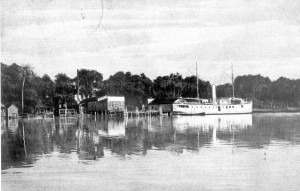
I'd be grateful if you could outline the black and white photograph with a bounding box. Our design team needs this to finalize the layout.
[1,0,300,190]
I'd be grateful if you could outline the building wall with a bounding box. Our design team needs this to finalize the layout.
[148,104,172,113]
[107,100,125,111]
[88,100,107,112]
[87,97,125,113]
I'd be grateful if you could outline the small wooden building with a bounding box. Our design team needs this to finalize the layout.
[7,104,18,119]
[147,98,177,115]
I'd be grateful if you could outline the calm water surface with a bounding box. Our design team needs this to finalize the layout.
[2,113,300,191]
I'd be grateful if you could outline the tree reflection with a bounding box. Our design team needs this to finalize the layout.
[2,114,300,168]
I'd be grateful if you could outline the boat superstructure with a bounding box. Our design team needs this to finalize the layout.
[172,64,252,115]
[172,95,252,115]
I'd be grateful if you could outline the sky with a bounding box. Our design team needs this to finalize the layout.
[1,0,300,84]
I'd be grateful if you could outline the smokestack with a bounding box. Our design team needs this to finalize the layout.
[212,84,216,104]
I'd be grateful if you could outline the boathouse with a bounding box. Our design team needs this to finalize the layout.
[7,104,18,119]
[80,95,125,115]
[147,98,177,114]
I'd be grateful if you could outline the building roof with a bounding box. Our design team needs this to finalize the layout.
[148,98,178,105]
[80,95,125,104]
[79,97,98,104]
[98,95,125,102]
[8,104,18,109]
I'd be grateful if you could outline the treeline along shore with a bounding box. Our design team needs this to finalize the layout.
[1,62,300,115]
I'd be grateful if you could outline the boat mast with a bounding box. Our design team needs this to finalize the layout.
[231,63,235,98]
[196,62,199,99]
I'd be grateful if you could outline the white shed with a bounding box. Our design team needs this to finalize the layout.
[7,104,18,118]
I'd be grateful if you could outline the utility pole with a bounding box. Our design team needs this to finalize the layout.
[196,62,199,99]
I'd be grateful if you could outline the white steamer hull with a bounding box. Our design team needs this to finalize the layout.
[172,102,252,115]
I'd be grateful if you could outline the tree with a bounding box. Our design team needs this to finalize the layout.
[271,77,295,108]
[54,73,75,108]
[77,69,103,97]
[19,64,34,113]
[40,74,55,106]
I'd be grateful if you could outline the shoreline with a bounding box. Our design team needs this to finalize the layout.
[253,109,300,113]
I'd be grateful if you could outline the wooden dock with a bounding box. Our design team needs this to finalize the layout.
[59,109,77,117]
[125,111,160,117]
[87,110,161,118]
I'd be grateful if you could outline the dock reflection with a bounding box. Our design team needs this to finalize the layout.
[4,113,300,169]
[76,114,253,159]
[76,117,127,160]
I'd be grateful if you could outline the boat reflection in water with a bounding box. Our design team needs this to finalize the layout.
[147,114,253,153]
[75,114,253,160]
[172,114,252,146]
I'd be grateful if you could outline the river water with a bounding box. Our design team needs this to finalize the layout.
[1,113,300,191]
